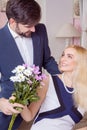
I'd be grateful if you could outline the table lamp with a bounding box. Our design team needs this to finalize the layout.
[56,23,81,46]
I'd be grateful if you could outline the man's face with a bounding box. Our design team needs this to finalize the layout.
[15,23,35,37]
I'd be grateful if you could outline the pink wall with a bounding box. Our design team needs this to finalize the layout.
[45,0,74,61]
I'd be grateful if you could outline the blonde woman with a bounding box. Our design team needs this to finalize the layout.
[21,45,87,130]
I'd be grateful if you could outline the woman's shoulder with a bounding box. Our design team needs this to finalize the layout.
[50,74,62,80]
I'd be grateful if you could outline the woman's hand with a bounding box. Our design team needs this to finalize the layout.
[76,127,87,130]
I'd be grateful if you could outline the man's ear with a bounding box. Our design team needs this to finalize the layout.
[9,18,16,24]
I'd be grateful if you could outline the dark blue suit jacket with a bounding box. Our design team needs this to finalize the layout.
[0,23,59,130]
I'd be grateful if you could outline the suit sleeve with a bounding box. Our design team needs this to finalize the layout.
[36,24,60,75]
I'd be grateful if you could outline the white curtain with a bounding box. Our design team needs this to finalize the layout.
[79,0,87,48]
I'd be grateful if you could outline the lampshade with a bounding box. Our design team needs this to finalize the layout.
[56,23,81,38]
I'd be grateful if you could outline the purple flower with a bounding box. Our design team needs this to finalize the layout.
[32,65,41,75]
[41,74,47,79]
[27,80,32,85]
[35,75,42,81]
[23,64,28,68]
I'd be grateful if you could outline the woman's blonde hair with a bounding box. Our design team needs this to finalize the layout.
[66,44,87,111]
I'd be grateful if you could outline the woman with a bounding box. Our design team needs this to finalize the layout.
[21,45,87,130]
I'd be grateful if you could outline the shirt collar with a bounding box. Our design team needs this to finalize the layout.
[8,23,19,39]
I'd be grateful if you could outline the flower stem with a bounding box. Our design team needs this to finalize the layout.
[8,114,17,130]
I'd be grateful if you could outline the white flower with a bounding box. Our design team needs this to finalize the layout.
[23,68,33,77]
[10,73,25,82]
[10,76,18,82]
[12,65,25,74]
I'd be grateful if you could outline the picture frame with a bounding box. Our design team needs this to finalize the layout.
[73,0,80,18]
[0,0,8,12]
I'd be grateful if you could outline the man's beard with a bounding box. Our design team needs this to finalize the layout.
[15,23,31,37]
[18,32,31,37]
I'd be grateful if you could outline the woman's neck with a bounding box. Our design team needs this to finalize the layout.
[62,72,73,88]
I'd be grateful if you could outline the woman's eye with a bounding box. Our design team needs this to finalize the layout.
[68,55,73,59]
[61,53,64,57]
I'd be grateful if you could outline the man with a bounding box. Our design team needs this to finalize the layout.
[0,0,59,129]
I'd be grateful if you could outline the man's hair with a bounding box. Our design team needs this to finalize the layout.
[6,0,41,25]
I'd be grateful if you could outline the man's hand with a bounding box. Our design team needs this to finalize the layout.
[0,98,24,115]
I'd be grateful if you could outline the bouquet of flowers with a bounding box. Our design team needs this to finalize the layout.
[8,64,46,130]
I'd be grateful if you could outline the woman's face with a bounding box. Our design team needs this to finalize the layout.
[59,47,78,73]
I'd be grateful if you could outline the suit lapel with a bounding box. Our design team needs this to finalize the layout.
[0,25,24,73]
[32,33,40,65]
